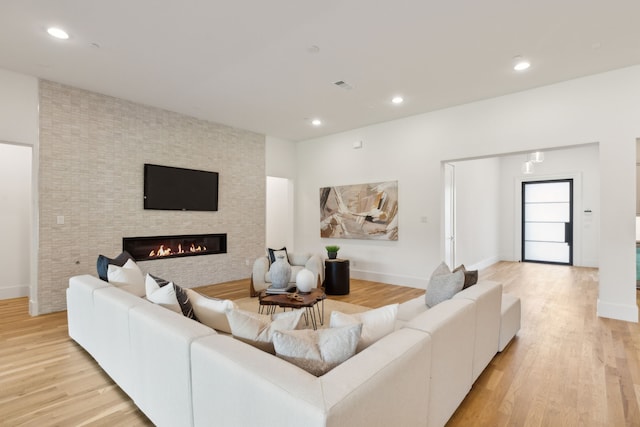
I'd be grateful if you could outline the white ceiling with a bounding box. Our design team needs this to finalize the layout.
[1,1,640,141]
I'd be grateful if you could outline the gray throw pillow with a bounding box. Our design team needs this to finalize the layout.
[425,262,464,308]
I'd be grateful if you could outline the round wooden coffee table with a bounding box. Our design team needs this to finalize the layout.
[258,288,326,329]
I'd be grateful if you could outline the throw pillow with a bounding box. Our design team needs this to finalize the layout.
[186,288,236,334]
[330,303,399,352]
[273,324,362,376]
[145,274,198,320]
[267,247,288,264]
[97,251,134,281]
[425,262,464,308]
[226,308,304,354]
[106,258,146,297]
[453,264,479,289]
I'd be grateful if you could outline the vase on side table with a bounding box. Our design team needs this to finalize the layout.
[270,255,291,289]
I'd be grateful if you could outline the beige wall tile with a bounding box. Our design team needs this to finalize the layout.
[38,81,265,313]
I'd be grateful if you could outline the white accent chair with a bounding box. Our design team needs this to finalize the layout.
[250,252,324,297]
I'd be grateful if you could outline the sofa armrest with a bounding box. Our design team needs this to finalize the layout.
[305,254,325,286]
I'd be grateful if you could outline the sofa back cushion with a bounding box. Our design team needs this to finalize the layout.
[273,324,362,376]
[330,304,398,352]
[186,289,236,334]
[226,308,304,354]
[107,258,146,297]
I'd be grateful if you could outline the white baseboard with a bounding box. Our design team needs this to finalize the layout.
[0,285,30,300]
[467,256,501,272]
[350,269,427,289]
[597,299,638,323]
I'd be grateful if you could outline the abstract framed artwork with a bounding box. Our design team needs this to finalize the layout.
[320,181,398,240]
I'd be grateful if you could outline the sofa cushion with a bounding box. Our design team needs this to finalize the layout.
[226,308,304,354]
[273,323,362,376]
[425,262,464,308]
[186,289,236,334]
[453,264,479,289]
[268,247,288,264]
[97,250,134,281]
[330,303,399,352]
[106,258,146,297]
[145,274,197,320]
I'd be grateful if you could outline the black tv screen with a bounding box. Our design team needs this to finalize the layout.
[144,164,219,211]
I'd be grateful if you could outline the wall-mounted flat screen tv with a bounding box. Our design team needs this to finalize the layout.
[144,164,219,211]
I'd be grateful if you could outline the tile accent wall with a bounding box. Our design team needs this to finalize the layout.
[38,80,265,314]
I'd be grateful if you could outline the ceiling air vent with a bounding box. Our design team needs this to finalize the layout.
[334,80,353,90]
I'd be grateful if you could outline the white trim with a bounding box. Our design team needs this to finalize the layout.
[351,268,426,289]
[0,285,30,299]
[30,84,40,316]
[597,298,639,323]
[467,256,500,272]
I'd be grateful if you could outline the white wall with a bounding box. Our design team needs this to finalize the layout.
[0,144,32,298]
[295,65,640,322]
[266,136,297,179]
[452,157,501,270]
[265,136,297,253]
[0,69,39,304]
[0,69,39,145]
[266,176,294,250]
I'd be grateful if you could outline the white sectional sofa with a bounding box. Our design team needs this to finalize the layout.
[67,275,520,427]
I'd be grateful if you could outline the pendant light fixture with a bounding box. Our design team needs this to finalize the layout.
[529,151,545,163]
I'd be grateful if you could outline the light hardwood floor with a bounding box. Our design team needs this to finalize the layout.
[1,262,638,426]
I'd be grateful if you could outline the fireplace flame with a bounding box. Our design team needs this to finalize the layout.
[148,243,207,258]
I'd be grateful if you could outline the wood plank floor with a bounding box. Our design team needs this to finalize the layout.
[0,261,638,426]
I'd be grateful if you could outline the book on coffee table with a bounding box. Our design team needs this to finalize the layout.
[265,285,297,294]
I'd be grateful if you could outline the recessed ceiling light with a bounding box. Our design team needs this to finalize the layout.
[513,56,530,71]
[47,27,69,40]
[311,119,322,126]
[392,96,404,104]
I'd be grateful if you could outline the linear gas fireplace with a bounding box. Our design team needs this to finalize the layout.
[123,233,227,261]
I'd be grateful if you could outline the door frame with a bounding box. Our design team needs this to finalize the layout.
[443,163,456,269]
[521,178,574,265]
[513,172,583,265]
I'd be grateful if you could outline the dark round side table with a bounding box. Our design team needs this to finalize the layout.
[324,259,350,295]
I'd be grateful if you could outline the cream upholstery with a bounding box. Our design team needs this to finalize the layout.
[67,274,513,427]
[191,328,431,427]
[499,293,521,351]
[405,299,476,427]
[66,275,110,358]
[250,252,324,296]
[453,280,503,381]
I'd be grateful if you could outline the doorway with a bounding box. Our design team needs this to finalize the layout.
[0,142,32,299]
[522,179,573,265]
[266,176,294,250]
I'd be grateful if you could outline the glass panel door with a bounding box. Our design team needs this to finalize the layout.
[522,179,573,265]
